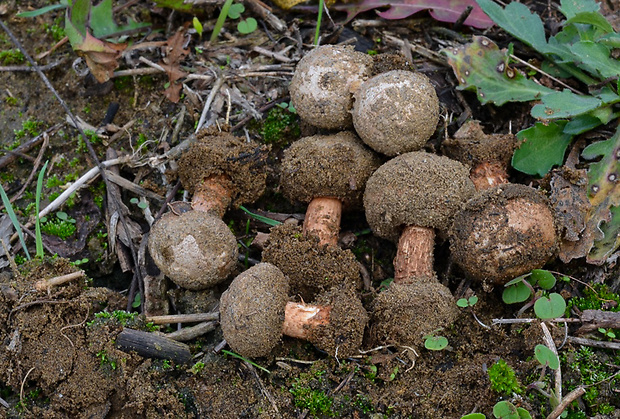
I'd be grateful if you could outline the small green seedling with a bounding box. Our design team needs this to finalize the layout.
[534,344,560,370]
[192,17,203,37]
[493,401,532,419]
[130,197,148,209]
[210,0,256,41]
[597,327,616,339]
[276,102,297,113]
[457,295,490,329]
[424,333,448,351]
[502,269,566,319]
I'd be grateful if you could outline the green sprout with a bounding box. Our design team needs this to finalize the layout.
[502,269,567,319]
[423,332,448,351]
[210,0,256,42]
[41,211,77,240]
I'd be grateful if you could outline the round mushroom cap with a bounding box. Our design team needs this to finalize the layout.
[178,130,268,208]
[364,152,476,242]
[450,184,558,288]
[352,70,439,156]
[281,131,381,208]
[147,210,238,290]
[289,45,373,129]
[310,285,368,357]
[220,263,290,358]
[262,223,362,301]
[370,282,458,348]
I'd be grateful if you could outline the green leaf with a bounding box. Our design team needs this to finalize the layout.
[462,415,486,419]
[457,298,469,308]
[152,0,196,13]
[469,296,478,306]
[441,36,555,106]
[534,293,566,319]
[597,33,620,48]
[531,90,602,120]
[221,350,271,373]
[502,282,532,304]
[237,18,257,34]
[530,269,556,290]
[0,185,30,260]
[569,41,619,79]
[192,17,203,37]
[227,3,245,19]
[588,205,620,263]
[534,344,560,369]
[492,401,520,419]
[16,2,69,18]
[565,12,614,34]
[558,0,600,20]
[512,121,573,176]
[210,0,234,42]
[475,0,548,52]
[424,335,448,351]
[564,113,604,134]
[35,161,49,259]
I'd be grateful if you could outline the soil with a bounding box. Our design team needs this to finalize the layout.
[1,1,619,418]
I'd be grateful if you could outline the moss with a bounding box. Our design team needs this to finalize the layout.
[488,359,523,396]
[258,106,300,146]
[566,283,620,314]
[0,48,25,65]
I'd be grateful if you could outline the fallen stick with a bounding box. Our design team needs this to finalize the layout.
[116,328,192,364]
[165,321,217,342]
[34,270,85,291]
[147,312,219,325]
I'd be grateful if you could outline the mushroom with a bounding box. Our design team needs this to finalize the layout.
[280,131,380,246]
[220,263,368,358]
[450,183,558,289]
[352,70,440,157]
[262,222,362,302]
[363,152,476,346]
[147,129,268,290]
[289,45,373,130]
[442,120,517,190]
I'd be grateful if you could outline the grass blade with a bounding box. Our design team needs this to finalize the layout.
[239,205,281,227]
[35,160,49,258]
[0,185,31,260]
[210,0,234,43]
[221,349,271,374]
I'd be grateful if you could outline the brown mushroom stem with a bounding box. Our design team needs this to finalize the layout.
[302,197,343,246]
[192,174,233,218]
[393,225,435,284]
[282,301,332,339]
[470,161,509,191]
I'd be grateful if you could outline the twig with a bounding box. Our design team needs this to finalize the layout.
[147,313,219,324]
[34,270,86,292]
[196,77,226,132]
[547,387,586,419]
[20,367,36,404]
[509,54,584,95]
[566,336,620,350]
[0,395,8,408]
[165,321,217,341]
[492,318,581,325]
[0,60,64,72]
[244,360,280,414]
[541,322,562,406]
[0,123,62,170]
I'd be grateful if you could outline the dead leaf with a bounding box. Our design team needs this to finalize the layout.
[159,27,190,103]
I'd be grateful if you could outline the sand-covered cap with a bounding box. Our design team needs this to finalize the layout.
[289,45,373,129]
[178,129,268,209]
[220,263,289,358]
[280,131,381,209]
[450,184,558,288]
[148,210,238,290]
[352,70,439,157]
[364,151,476,242]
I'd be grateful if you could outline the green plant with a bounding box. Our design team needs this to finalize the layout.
[34,161,48,258]
[260,105,300,146]
[502,269,567,319]
[210,0,256,42]
[190,361,205,375]
[443,0,620,262]
[14,117,41,140]
[0,183,31,260]
[289,372,334,417]
[488,359,523,396]
[423,332,448,351]
[96,349,117,370]
[221,350,270,374]
[597,327,616,339]
[0,48,25,65]
[41,211,77,240]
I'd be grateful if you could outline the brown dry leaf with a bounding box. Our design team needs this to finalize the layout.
[76,32,126,83]
[549,167,594,263]
[159,27,190,103]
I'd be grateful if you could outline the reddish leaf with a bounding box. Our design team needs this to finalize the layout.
[74,32,126,83]
[158,27,190,103]
[333,0,494,28]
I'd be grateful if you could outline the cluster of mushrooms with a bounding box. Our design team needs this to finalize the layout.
[147,45,559,359]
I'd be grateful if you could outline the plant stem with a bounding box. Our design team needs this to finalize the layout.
[314,0,324,46]
[35,160,48,258]
[210,0,235,43]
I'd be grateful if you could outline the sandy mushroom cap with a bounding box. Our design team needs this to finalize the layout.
[289,45,373,129]
[450,184,558,288]
[352,70,439,157]
[364,152,476,242]
[371,281,458,348]
[281,131,381,208]
[178,130,268,209]
[220,263,290,358]
[147,210,238,290]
